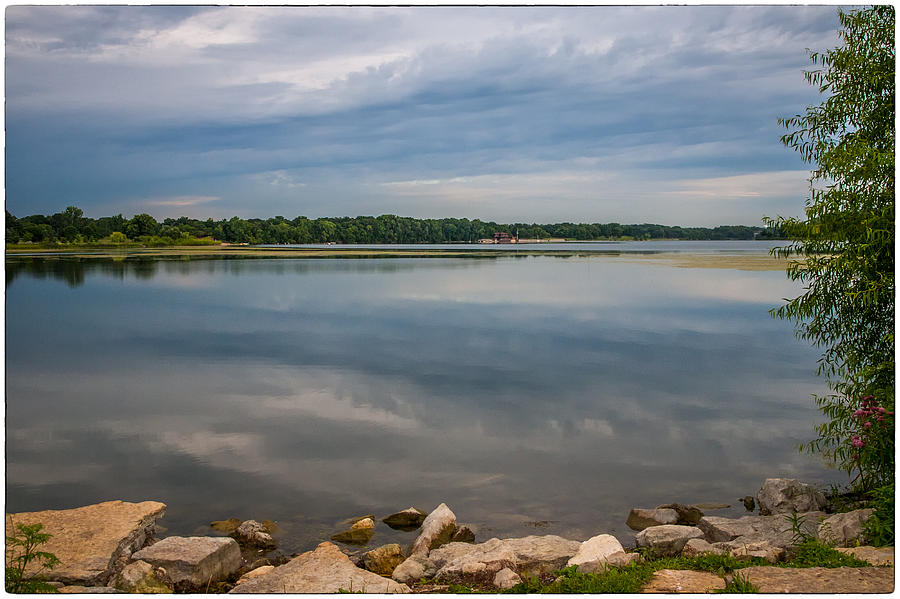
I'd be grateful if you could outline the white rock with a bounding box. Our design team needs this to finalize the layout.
[351,517,375,530]
[229,542,409,593]
[493,567,522,590]
[567,534,624,567]
[234,520,276,548]
[409,503,457,556]
[817,509,874,547]
[756,478,826,516]
[434,538,517,579]
[634,525,704,556]
[114,560,172,593]
[132,536,241,588]
[681,538,723,557]
[391,555,435,583]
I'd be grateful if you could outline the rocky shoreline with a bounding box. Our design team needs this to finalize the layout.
[5,478,893,593]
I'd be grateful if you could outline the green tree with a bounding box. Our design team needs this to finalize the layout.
[768,6,894,489]
[6,522,60,593]
[125,213,159,238]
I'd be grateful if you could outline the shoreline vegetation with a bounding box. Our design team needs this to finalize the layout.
[5,206,784,248]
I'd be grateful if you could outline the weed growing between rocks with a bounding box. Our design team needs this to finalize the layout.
[785,540,872,568]
[717,572,759,593]
[5,522,60,593]
[862,484,895,547]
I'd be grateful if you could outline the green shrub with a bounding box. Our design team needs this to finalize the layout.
[6,522,60,593]
[862,484,894,547]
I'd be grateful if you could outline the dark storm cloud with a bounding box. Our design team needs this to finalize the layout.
[6,6,840,223]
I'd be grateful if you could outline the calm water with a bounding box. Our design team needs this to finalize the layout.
[6,243,841,553]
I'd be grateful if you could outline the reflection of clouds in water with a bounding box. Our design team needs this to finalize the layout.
[6,254,840,550]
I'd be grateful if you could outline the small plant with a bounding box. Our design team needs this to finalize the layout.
[6,522,60,593]
[862,484,894,547]
[785,511,815,545]
[717,572,759,593]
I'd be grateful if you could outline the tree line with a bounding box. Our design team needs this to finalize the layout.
[6,207,781,245]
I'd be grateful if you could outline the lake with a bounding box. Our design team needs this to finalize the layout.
[5,242,842,554]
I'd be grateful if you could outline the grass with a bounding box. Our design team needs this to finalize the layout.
[500,540,875,594]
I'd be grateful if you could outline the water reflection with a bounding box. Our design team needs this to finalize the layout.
[6,254,838,553]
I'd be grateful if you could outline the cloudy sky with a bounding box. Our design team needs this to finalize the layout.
[6,5,841,225]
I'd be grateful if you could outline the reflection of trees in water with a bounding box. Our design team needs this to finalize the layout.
[6,254,499,288]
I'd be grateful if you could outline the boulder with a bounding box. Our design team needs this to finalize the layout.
[493,567,522,590]
[694,502,731,510]
[834,546,894,566]
[626,508,678,531]
[409,503,457,556]
[233,520,276,548]
[451,525,476,543]
[639,569,725,593]
[578,551,641,574]
[5,500,166,586]
[740,496,756,511]
[114,560,172,593]
[735,566,894,593]
[229,542,409,593]
[345,514,375,526]
[382,508,427,530]
[391,555,435,583]
[351,517,375,530]
[362,543,406,576]
[330,528,374,545]
[635,525,703,556]
[697,511,824,547]
[132,536,241,589]
[817,509,874,547]
[495,535,581,576]
[566,534,624,568]
[235,565,274,585]
[757,478,826,516]
[657,503,704,525]
[210,518,243,534]
[433,538,517,580]
[681,538,723,557]
[720,539,785,563]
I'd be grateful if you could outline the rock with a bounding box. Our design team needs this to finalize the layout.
[132,536,241,589]
[634,525,704,556]
[351,517,375,530]
[362,543,406,576]
[5,500,166,586]
[330,527,374,545]
[58,585,121,593]
[681,538,724,557]
[577,551,641,574]
[639,569,725,593]
[115,560,172,593]
[495,535,581,576]
[451,525,476,543]
[427,535,580,581]
[236,565,274,585]
[382,508,427,530]
[657,503,704,525]
[493,567,522,590]
[694,502,730,510]
[229,542,409,593]
[345,514,376,526]
[391,555,435,582]
[697,511,825,547]
[409,503,457,556]
[736,566,894,593]
[756,478,826,516]
[740,496,756,511]
[433,538,518,580]
[721,539,785,563]
[233,520,276,548]
[817,509,874,547]
[626,508,678,531]
[835,545,894,566]
[210,518,243,534]
[566,534,624,568]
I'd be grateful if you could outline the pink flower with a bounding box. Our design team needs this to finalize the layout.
[851,435,865,448]
[864,421,872,428]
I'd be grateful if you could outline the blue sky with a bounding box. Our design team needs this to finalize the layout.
[6,6,841,225]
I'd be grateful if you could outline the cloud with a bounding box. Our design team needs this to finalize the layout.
[5,6,840,222]
[144,195,221,207]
